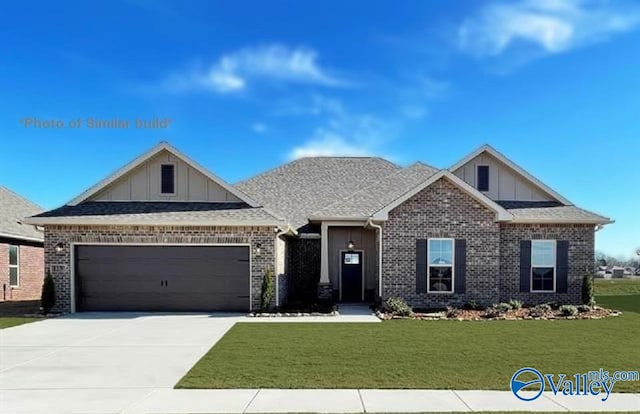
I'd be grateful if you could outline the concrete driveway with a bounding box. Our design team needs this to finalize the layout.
[0,313,240,414]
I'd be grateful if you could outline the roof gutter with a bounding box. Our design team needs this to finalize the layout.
[0,231,44,243]
[21,217,288,227]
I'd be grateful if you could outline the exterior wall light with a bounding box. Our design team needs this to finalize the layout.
[347,240,355,250]
[55,242,64,254]
[255,242,262,256]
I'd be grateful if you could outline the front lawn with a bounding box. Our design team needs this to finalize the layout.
[0,317,41,329]
[177,279,640,391]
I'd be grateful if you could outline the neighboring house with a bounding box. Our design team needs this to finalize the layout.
[25,142,613,313]
[0,186,45,301]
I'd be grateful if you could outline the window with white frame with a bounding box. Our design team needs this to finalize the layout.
[428,238,454,293]
[9,245,19,287]
[531,240,556,292]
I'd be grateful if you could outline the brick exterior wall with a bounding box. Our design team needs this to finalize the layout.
[0,242,44,301]
[382,177,501,308]
[44,225,276,313]
[499,223,594,305]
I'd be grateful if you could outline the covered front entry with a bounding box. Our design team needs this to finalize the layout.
[74,245,250,312]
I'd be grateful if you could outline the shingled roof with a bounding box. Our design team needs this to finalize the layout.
[25,202,284,226]
[236,157,400,231]
[310,162,438,220]
[496,201,612,224]
[0,186,44,242]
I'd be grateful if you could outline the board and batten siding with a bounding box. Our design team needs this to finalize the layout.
[453,152,554,202]
[89,149,242,202]
[327,227,378,293]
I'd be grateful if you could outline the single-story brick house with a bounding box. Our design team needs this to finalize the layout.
[1,186,45,301]
[25,142,612,313]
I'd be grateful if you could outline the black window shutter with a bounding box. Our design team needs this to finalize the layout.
[477,165,489,191]
[556,241,569,293]
[519,240,532,292]
[416,239,427,293]
[454,239,466,294]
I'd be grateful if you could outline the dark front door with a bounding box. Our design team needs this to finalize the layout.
[341,251,363,302]
[74,245,250,312]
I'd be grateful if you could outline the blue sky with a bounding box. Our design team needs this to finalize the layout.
[1,0,638,258]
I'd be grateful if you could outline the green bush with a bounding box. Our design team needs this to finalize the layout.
[507,299,523,310]
[559,305,578,316]
[384,297,413,316]
[260,268,275,311]
[462,300,485,311]
[534,303,552,312]
[492,302,513,313]
[582,273,595,306]
[577,304,591,313]
[41,270,56,314]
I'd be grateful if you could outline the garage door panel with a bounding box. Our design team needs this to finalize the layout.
[75,245,250,311]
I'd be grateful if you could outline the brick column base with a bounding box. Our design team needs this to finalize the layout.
[317,282,333,301]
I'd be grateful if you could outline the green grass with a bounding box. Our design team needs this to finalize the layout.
[0,317,41,329]
[177,279,640,391]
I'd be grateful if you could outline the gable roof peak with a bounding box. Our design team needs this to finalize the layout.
[449,144,572,206]
[66,141,260,207]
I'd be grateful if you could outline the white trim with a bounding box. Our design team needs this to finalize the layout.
[8,244,20,287]
[372,170,513,222]
[476,164,490,192]
[338,249,365,302]
[366,218,383,299]
[66,142,260,207]
[530,239,557,293]
[309,216,369,222]
[22,217,285,227]
[159,162,177,196]
[69,242,252,313]
[426,238,455,294]
[449,144,572,206]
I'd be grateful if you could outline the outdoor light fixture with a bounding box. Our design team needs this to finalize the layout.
[255,242,262,256]
[347,240,355,250]
[55,242,64,253]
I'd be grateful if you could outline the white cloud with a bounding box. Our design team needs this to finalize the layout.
[458,0,640,58]
[289,134,373,158]
[164,44,345,93]
[288,97,396,159]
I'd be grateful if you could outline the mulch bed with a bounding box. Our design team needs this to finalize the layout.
[378,306,620,321]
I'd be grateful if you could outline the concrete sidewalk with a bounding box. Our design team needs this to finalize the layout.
[119,388,640,413]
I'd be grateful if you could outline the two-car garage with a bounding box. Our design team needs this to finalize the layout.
[74,245,251,312]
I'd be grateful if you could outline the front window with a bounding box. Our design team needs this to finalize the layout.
[428,238,454,293]
[531,240,556,292]
[9,245,19,287]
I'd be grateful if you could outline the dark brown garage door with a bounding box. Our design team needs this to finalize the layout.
[75,245,250,312]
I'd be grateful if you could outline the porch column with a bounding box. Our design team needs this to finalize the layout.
[318,222,332,300]
[320,222,329,283]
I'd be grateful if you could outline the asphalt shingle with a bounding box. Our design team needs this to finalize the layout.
[0,186,44,242]
[236,157,400,231]
[310,162,439,219]
[27,202,283,226]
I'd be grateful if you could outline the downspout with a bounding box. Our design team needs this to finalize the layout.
[367,218,383,300]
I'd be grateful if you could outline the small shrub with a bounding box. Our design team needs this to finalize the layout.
[535,303,552,313]
[260,268,275,311]
[559,305,578,316]
[41,270,56,314]
[462,300,485,311]
[508,299,523,310]
[577,304,591,313]
[384,297,413,316]
[492,302,513,313]
[582,273,596,306]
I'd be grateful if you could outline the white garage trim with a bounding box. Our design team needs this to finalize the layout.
[69,242,252,313]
